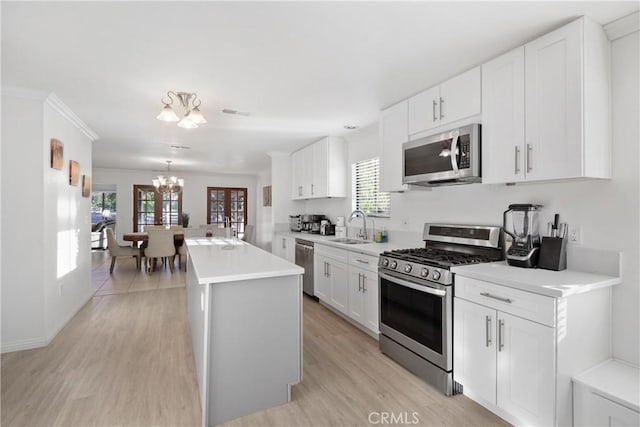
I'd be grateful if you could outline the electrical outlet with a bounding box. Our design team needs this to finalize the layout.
[568,225,582,244]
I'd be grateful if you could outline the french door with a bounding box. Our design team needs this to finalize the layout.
[207,187,247,237]
[133,185,182,232]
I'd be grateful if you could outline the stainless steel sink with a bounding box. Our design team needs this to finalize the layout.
[328,238,371,245]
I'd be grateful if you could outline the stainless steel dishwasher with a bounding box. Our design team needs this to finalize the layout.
[295,239,315,297]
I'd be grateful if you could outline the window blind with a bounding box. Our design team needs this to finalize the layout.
[352,157,390,218]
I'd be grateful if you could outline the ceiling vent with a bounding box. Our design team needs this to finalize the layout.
[222,108,250,116]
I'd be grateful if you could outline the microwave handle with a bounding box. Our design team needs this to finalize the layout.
[450,130,460,173]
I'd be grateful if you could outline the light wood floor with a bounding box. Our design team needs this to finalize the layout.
[1,251,509,426]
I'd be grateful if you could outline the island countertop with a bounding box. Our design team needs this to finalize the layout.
[186,237,304,284]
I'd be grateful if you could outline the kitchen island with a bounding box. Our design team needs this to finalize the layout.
[185,237,304,426]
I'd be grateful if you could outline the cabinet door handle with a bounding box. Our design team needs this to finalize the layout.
[362,274,367,292]
[311,184,314,195]
[282,238,286,249]
[498,319,505,352]
[514,146,520,175]
[324,262,328,277]
[480,292,512,304]
[432,100,438,122]
[439,97,444,119]
[358,273,362,291]
[327,263,331,278]
[485,315,492,347]
[526,144,533,173]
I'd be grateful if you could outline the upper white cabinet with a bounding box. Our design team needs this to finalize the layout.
[408,67,481,135]
[481,47,526,184]
[291,136,346,200]
[482,17,611,183]
[379,100,409,192]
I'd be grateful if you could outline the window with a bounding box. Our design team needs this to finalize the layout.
[133,185,182,231]
[207,187,248,237]
[352,157,390,218]
[91,191,117,226]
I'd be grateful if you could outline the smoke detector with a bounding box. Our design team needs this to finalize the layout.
[344,124,359,130]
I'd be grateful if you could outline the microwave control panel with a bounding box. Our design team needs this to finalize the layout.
[458,138,470,169]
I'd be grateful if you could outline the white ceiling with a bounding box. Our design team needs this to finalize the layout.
[2,1,637,175]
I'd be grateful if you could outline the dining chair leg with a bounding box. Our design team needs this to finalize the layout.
[169,256,175,273]
[110,256,116,274]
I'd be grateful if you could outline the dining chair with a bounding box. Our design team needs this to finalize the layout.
[106,228,141,273]
[241,224,255,245]
[177,242,188,271]
[145,228,177,272]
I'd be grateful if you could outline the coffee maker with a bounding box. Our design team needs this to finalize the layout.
[503,204,543,268]
[301,214,325,234]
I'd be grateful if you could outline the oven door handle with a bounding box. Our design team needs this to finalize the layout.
[379,271,446,297]
[450,130,460,173]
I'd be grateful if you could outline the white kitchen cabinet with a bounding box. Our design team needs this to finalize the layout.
[314,245,349,315]
[273,234,295,263]
[379,100,409,192]
[408,67,481,135]
[347,251,379,334]
[482,17,611,184]
[481,47,526,184]
[290,137,346,200]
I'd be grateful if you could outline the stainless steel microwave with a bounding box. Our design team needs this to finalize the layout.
[402,124,481,186]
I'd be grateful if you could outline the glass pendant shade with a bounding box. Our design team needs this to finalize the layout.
[188,106,207,124]
[156,104,180,122]
[153,161,184,194]
[177,115,198,129]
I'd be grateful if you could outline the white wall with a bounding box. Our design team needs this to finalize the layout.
[254,169,273,251]
[299,30,640,366]
[1,89,95,352]
[91,168,257,240]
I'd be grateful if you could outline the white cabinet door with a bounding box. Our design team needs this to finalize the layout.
[290,150,303,199]
[314,254,330,301]
[439,66,481,127]
[312,137,328,198]
[301,145,314,198]
[525,19,582,181]
[328,259,348,315]
[284,236,296,263]
[361,270,379,334]
[454,298,497,405]
[482,47,526,184]
[408,86,440,135]
[497,312,555,427]
[380,101,409,192]
[348,269,364,324]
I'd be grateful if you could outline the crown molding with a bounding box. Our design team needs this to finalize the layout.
[45,93,99,141]
[604,11,639,41]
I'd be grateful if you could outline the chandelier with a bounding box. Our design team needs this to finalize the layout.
[156,91,207,129]
[153,161,184,194]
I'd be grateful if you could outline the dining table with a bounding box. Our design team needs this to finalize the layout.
[122,231,185,243]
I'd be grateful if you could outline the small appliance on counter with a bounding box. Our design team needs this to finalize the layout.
[538,213,568,271]
[301,214,325,234]
[289,215,302,232]
[320,219,335,236]
[503,204,543,268]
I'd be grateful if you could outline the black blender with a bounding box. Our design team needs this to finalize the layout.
[503,204,543,268]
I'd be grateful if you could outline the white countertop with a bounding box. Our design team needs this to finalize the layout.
[573,359,640,412]
[186,238,304,285]
[275,231,420,257]
[451,261,621,298]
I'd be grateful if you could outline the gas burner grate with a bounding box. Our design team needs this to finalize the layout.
[384,247,494,267]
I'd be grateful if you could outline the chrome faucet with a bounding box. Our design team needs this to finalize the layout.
[348,209,368,240]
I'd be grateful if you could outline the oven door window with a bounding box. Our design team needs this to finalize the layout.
[380,276,443,354]
[404,139,455,177]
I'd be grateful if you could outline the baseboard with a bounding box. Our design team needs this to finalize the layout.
[317,300,379,340]
[1,336,48,353]
[45,290,94,344]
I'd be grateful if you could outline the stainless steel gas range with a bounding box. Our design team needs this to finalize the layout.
[378,223,503,395]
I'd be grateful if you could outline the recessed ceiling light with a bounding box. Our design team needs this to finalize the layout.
[170,145,191,150]
[222,108,250,117]
[344,124,359,130]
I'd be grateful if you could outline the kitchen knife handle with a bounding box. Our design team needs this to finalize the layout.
[486,315,492,347]
[498,319,505,352]
[514,146,520,174]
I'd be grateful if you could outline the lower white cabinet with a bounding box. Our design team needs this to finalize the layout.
[314,246,349,315]
[273,234,295,263]
[348,266,379,334]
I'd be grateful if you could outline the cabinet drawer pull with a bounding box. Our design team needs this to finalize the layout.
[356,259,369,264]
[480,292,512,304]
[514,146,520,175]
[526,143,533,173]
[439,97,444,119]
[498,319,505,352]
[486,315,492,347]
[432,100,438,122]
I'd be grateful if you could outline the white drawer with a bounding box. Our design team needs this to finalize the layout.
[348,252,378,272]
[455,276,556,327]
[315,243,349,262]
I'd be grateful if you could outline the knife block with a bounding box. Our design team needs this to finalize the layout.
[538,236,567,271]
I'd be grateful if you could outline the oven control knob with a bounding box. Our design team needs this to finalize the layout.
[404,264,412,273]
[432,270,441,280]
[420,268,429,278]
[382,258,389,267]
[390,260,398,269]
